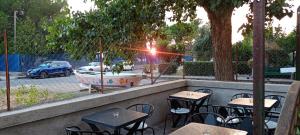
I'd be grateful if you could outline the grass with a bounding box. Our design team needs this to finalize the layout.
[0,85,76,111]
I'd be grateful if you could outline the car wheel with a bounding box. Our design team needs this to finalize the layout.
[40,72,48,79]
[131,66,134,71]
[104,68,108,72]
[64,70,71,76]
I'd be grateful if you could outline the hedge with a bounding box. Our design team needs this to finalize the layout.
[183,61,214,76]
[158,63,178,75]
[183,61,252,76]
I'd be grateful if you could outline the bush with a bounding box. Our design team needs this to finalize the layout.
[184,61,252,76]
[183,61,214,76]
[158,63,178,75]
[233,61,252,74]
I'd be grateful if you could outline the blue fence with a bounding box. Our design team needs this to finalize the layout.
[0,54,21,72]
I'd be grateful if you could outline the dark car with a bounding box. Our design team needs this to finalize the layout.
[27,61,73,79]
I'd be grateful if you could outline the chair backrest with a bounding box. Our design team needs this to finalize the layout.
[66,126,80,135]
[194,88,213,94]
[187,112,225,126]
[212,105,246,117]
[127,104,154,117]
[265,95,285,110]
[231,93,253,101]
[225,117,269,135]
[167,98,187,110]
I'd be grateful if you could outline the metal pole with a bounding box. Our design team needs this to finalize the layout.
[296,6,300,80]
[14,11,17,53]
[253,0,265,134]
[150,41,154,84]
[4,30,11,111]
[235,45,239,81]
[99,39,104,93]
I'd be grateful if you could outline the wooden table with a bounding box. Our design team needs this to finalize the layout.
[169,91,210,101]
[228,98,277,109]
[169,123,248,135]
[169,91,211,127]
[82,108,147,135]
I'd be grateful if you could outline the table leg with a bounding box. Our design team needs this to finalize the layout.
[114,128,120,135]
[172,115,181,128]
[126,121,142,135]
[87,123,100,131]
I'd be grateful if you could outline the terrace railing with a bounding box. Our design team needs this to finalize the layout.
[275,81,300,135]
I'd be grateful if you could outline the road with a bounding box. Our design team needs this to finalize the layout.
[0,71,168,93]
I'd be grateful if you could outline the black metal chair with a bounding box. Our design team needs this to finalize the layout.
[65,126,111,135]
[194,88,213,112]
[224,116,269,135]
[212,105,244,126]
[124,104,155,135]
[186,112,225,127]
[265,95,285,112]
[163,98,191,135]
[230,93,253,101]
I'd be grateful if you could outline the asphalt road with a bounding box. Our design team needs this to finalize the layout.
[0,71,167,93]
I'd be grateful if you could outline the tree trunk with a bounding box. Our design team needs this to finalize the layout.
[206,8,234,81]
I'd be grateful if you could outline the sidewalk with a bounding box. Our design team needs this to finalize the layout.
[0,72,26,81]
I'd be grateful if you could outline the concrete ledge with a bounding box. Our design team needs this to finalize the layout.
[0,79,187,129]
[187,79,290,93]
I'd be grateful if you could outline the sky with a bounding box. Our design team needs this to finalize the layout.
[67,0,300,43]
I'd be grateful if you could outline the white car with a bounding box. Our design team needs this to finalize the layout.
[78,62,110,72]
[112,62,134,71]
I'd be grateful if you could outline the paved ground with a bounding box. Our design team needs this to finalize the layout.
[0,70,169,93]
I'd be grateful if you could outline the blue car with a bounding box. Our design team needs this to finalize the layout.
[27,61,73,79]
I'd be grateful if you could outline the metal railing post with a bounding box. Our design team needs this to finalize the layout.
[4,30,11,111]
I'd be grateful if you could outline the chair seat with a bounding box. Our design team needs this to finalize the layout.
[126,122,148,130]
[265,120,277,129]
[217,116,240,124]
[171,108,190,114]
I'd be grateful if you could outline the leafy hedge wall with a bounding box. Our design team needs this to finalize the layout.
[158,63,178,75]
[183,61,252,76]
[183,62,214,76]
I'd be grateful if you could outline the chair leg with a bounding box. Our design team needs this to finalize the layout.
[163,114,168,135]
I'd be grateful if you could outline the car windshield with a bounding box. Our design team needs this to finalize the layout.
[88,62,99,66]
[39,62,52,67]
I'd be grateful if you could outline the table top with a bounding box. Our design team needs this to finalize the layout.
[228,98,277,109]
[169,91,210,101]
[82,108,147,129]
[169,123,248,135]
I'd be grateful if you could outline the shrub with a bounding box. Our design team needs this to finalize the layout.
[15,85,49,106]
[158,63,178,75]
[184,61,252,76]
[233,61,252,74]
[183,61,214,76]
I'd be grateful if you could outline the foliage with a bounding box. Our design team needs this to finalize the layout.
[183,61,214,76]
[266,47,290,67]
[0,0,68,54]
[192,23,212,61]
[276,30,296,54]
[15,85,49,106]
[158,63,178,75]
[160,0,292,81]
[47,0,165,70]
[232,41,252,61]
[233,61,252,74]
[156,21,200,63]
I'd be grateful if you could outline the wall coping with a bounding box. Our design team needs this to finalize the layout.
[0,79,187,129]
[187,79,290,93]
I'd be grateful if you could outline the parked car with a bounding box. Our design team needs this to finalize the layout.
[112,61,134,71]
[27,61,73,79]
[77,62,110,72]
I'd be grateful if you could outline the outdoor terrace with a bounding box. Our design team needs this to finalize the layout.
[0,79,295,135]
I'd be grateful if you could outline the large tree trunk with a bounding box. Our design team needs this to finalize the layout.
[206,8,234,81]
